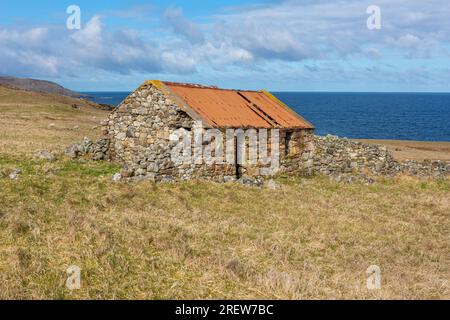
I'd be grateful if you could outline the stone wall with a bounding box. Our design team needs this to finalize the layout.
[400,159,450,177]
[280,129,315,175]
[66,137,110,161]
[290,135,450,180]
[104,82,194,181]
[309,135,398,176]
[70,124,449,182]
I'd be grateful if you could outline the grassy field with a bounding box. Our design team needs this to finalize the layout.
[0,85,106,155]
[0,85,449,299]
[356,139,450,161]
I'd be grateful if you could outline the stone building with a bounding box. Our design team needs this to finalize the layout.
[104,80,315,182]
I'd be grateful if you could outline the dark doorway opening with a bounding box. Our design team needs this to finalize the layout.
[234,137,241,179]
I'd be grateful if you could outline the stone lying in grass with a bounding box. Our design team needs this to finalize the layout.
[8,169,22,180]
[34,150,56,162]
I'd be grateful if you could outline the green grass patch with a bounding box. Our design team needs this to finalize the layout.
[0,154,120,179]
[57,159,121,178]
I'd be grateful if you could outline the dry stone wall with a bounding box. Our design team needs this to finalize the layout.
[77,131,449,182]
[294,135,450,180]
[310,135,398,176]
[103,83,246,182]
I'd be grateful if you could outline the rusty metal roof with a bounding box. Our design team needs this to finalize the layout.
[147,80,314,129]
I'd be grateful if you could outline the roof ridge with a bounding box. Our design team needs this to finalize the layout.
[146,80,259,92]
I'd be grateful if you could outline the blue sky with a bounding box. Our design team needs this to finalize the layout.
[0,0,449,92]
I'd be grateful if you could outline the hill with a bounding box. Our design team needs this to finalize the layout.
[0,85,108,154]
[0,76,85,98]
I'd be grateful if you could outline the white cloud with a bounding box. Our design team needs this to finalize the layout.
[0,27,60,76]
[395,34,422,48]
[104,4,155,20]
[210,0,450,62]
[364,48,382,59]
[164,8,205,44]
[71,15,103,46]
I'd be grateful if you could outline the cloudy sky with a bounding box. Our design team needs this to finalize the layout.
[1,0,449,91]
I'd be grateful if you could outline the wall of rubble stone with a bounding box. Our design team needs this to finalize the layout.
[74,132,449,181]
[103,82,193,181]
[309,135,398,176]
[399,159,450,177]
[292,135,450,179]
[66,137,110,161]
[280,129,315,175]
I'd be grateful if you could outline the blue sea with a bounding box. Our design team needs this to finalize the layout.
[83,91,450,142]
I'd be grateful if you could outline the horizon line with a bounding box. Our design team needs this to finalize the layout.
[80,90,450,94]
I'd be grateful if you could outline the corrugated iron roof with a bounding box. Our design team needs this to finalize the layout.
[149,80,314,129]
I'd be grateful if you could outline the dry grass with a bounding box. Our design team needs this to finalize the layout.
[355,139,450,162]
[0,85,449,299]
[0,156,448,299]
[0,86,108,155]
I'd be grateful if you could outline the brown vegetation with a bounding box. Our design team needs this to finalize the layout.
[356,139,450,162]
[0,85,106,155]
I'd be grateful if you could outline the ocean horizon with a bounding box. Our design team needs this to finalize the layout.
[83,91,450,142]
